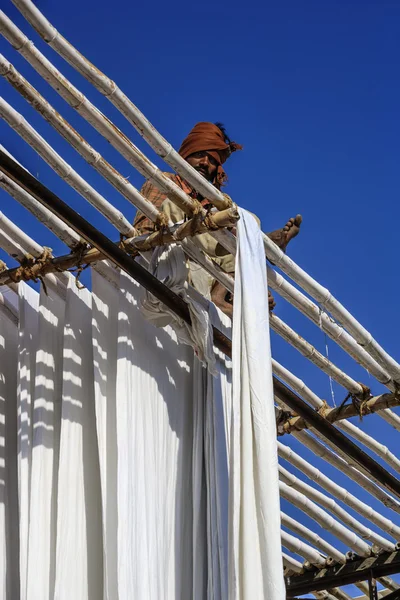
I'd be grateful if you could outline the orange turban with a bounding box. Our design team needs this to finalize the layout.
[179,122,242,188]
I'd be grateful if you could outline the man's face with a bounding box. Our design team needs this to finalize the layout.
[186,151,218,182]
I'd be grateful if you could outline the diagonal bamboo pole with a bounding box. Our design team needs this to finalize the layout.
[280,481,372,557]
[279,466,395,551]
[281,512,346,564]
[278,441,400,538]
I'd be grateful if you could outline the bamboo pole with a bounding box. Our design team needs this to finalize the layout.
[281,530,327,567]
[289,428,400,515]
[282,552,303,575]
[270,314,366,396]
[281,512,346,564]
[279,481,372,557]
[280,466,395,551]
[273,361,400,474]
[280,393,400,434]
[262,229,400,384]
[278,442,400,540]
[0,215,69,296]
[0,171,82,249]
[0,97,137,236]
[267,267,394,390]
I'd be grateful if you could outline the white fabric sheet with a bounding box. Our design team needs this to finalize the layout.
[92,269,119,600]
[0,227,283,600]
[116,271,195,599]
[17,282,39,600]
[0,299,19,599]
[54,279,103,600]
[229,209,285,599]
[141,244,217,373]
[27,285,65,600]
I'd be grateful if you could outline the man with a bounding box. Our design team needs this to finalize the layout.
[133,122,301,317]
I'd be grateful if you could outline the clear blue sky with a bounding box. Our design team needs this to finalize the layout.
[1,1,400,595]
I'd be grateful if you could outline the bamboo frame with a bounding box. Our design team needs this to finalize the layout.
[6,0,400,390]
[2,6,400,594]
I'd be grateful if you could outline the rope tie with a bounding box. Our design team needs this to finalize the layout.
[120,232,140,257]
[203,203,219,231]
[67,243,90,289]
[335,382,371,420]
[317,399,331,418]
[154,211,170,246]
[8,247,53,287]
[189,200,205,237]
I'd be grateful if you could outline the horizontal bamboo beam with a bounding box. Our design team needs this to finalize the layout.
[0,206,239,285]
[278,392,400,435]
[285,549,400,597]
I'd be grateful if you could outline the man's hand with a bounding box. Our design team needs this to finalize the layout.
[268,290,276,312]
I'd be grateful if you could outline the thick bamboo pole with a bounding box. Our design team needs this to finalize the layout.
[281,512,346,564]
[280,481,372,557]
[280,393,400,434]
[280,466,395,551]
[270,314,366,396]
[289,428,400,515]
[281,530,327,567]
[278,442,400,540]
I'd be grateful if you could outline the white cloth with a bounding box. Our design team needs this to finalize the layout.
[229,209,285,599]
[0,299,19,600]
[17,283,39,600]
[54,279,103,600]
[0,225,282,599]
[141,244,217,374]
[116,271,196,599]
[27,285,65,600]
[92,269,119,600]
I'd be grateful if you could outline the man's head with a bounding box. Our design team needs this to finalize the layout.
[179,122,242,189]
[186,150,219,182]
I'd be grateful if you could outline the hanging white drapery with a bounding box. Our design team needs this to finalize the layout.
[230,209,286,600]
[0,219,284,599]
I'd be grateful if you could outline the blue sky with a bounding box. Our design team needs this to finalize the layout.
[1,0,400,596]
